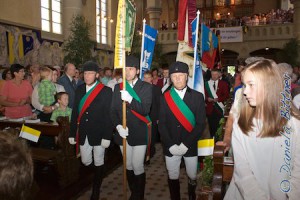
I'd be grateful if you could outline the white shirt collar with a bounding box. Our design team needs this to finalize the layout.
[174,87,187,100]
[86,81,97,93]
[67,74,73,82]
[129,78,138,88]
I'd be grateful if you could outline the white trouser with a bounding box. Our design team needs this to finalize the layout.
[165,155,198,180]
[80,137,105,166]
[120,141,147,175]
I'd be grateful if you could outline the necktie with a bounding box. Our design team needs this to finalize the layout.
[164,78,168,85]
[213,81,216,90]
[72,79,76,89]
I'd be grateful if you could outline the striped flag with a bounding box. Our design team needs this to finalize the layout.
[19,125,41,142]
[198,138,214,156]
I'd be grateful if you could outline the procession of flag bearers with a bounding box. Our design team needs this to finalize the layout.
[68,57,208,200]
[68,2,211,199]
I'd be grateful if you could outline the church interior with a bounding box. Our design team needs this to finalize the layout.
[0,0,299,200]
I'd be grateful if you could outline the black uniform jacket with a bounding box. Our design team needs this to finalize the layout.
[70,83,113,146]
[158,87,206,157]
[111,79,152,146]
[149,84,162,122]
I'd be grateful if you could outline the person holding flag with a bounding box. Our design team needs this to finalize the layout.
[111,55,152,200]
[158,61,206,200]
[68,61,113,200]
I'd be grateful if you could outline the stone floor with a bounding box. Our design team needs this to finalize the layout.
[77,143,203,200]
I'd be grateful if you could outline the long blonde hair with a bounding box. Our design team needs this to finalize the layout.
[238,59,300,137]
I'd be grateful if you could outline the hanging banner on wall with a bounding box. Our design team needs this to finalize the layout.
[212,26,243,43]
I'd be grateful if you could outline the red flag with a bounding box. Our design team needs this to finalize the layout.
[177,0,196,47]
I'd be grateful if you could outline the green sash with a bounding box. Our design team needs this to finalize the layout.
[120,81,152,160]
[76,81,104,155]
[164,87,195,132]
[204,81,224,115]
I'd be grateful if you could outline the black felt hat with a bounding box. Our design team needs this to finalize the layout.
[82,61,99,72]
[169,61,189,75]
[126,55,140,69]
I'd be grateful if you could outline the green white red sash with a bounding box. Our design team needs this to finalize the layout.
[164,87,195,133]
[76,82,105,155]
[120,81,152,160]
[204,81,224,115]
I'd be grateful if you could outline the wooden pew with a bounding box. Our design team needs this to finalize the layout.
[212,96,234,199]
[212,144,234,200]
[0,117,80,188]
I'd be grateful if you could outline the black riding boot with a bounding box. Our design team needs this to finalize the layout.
[134,173,145,200]
[127,170,135,199]
[90,165,104,200]
[188,178,197,200]
[168,179,180,200]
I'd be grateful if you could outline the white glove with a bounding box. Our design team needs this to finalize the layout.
[116,125,129,139]
[68,137,76,145]
[178,143,188,155]
[101,139,111,148]
[169,144,181,156]
[121,90,133,103]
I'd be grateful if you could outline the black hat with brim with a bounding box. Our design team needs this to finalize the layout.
[169,61,189,75]
[126,55,140,69]
[82,61,99,72]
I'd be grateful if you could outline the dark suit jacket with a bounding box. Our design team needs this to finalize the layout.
[158,87,206,157]
[111,79,152,146]
[70,83,113,146]
[204,79,229,116]
[150,84,162,122]
[57,74,76,108]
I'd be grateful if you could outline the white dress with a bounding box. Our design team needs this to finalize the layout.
[224,117,300,200]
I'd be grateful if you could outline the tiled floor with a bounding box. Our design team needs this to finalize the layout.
[77,143,202,200]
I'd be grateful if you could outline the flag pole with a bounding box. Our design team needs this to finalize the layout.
[192,10,200,87]
[139,18,146,80]
[122,1,127,199]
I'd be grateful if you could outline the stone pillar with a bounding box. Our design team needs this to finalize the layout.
[293,0,300,39]
[146,0,162,30]
[63,0,83,40]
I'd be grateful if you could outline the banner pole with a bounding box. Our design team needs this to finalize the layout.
[122,1,127,199]
[192,10,200,87]
[139,18,146,79]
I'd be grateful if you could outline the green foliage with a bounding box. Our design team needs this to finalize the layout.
[276,38,300,66]
[201,156,214,186]
[63,15,96,67]
[215,118,225,142]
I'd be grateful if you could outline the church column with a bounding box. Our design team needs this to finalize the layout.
[146,0,162,30]
[293,0,300,39]
[63,0,83,40]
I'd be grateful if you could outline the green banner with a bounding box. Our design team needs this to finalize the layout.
[125,0,136,52]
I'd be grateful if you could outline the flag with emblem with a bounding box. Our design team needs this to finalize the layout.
[140,21,158,80]
[114,0,136,69]
[19,124,41,142]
